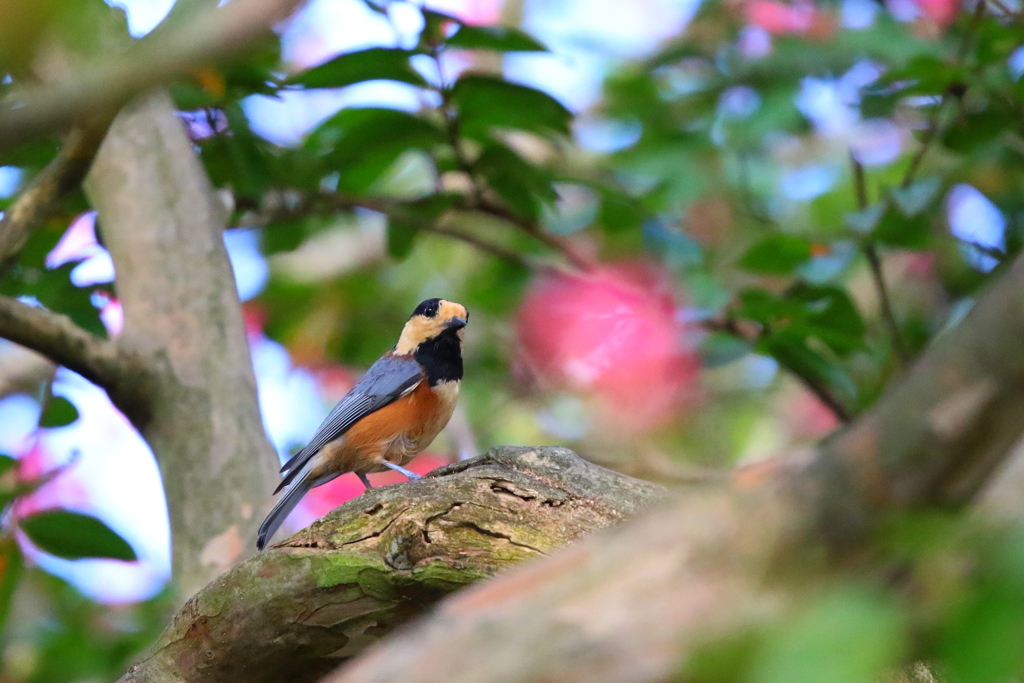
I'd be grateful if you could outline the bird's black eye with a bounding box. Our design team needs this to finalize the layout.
[412,298,441,318]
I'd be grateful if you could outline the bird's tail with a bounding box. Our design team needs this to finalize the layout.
[257,472,317,551]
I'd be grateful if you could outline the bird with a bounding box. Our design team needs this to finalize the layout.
[256,298,469,551]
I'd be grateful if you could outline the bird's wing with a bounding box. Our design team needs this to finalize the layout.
[276,354,423,489]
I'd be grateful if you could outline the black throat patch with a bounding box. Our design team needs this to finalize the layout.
[413,328,464,385]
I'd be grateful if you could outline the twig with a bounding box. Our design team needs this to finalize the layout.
[736,150,773,226]
[0,116,115,276]
[318,194,542,269]
[234,192,542,271]
[899,102,947,189]
[850,152,869,209]
[983,0,1018,19]
[0,0,306,149]
[0,296,145,420]
[471,200,595,271]
[417,223,539,270]
[851,154,909,367]
[701,315,853,423]
[900,0,986,189]
[863,243,909,367]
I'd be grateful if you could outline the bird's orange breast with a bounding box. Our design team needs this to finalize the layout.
[314,379,460,475]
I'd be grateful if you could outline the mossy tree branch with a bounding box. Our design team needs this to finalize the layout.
[116,447,668,683]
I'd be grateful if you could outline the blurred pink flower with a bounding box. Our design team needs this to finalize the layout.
[46,213,101,269]
[912,0,960,27]
[94,293,123,337]
[427,0,502,25]
[11,441,90,522]
[743,0,834,37]
[515,263,700,433]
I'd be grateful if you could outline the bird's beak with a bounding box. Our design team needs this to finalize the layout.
[445,317,468,330]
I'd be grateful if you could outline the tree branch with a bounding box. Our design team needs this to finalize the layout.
[851,154,909,367]
[235,192,546,271]
[470,199,595,271]
[116,447,667,683]
[0,0,307,150]
[0,116,115,275]
[325,222,1024,683]
[0,295,148,421]
[702,314,853,423]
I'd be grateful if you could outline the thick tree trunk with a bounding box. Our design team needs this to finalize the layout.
[322,244,1024,683]
[85,91,279,599]
[116,447,668,683]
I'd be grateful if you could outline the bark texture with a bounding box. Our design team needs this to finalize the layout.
[85,91,279,599]
[116,447,667,683]
[323,247,1024,683]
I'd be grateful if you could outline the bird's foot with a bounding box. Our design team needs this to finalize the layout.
[380,461,421,480]
[357,472,373,489]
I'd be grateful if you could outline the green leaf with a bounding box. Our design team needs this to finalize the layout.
[39,396,78,428]
[760,332,858,406]
[844,204,886,234]
[738,285,866,357]
[879,54,968,97]
[0,538,23,635]
[890,177,942,217]
[474,143,557,220]
[201,103,271,200]
[289,48,427,89]
[789,286,867,356]
[699,332,753,367]
[20,510,137,561]
[0,262,107,338]
[752,587,904,683]
[386,219,419,259]
[446,25,547,52]
[597,188,644,233]
[0,454,15,478]
[872,203,931,249]
[386,193,460,260]
[452,75,572,139]
[739,235,813,275]
[306,108,445,193]
[645,219,702,265]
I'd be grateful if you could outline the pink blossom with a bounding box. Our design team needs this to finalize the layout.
[515,263,700,433]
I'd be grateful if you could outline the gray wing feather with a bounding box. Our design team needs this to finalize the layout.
[276,354,422,491]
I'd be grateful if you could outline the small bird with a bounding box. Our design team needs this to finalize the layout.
[257,298,469,550]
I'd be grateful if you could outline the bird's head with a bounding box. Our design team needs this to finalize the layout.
[395,298,469,355]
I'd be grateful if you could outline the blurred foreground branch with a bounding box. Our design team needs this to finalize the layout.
[117,447,667,683]
[0,0,305,149]
[323,230,1024,682]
